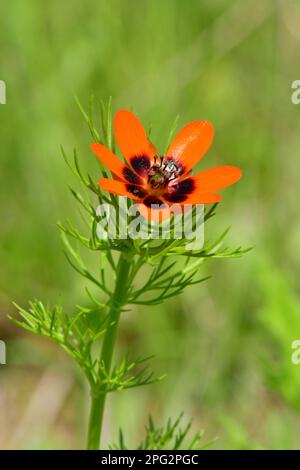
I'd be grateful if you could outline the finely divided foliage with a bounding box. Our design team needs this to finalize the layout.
[11,98,248,449]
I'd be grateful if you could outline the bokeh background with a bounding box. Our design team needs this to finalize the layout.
[1,0,300,449]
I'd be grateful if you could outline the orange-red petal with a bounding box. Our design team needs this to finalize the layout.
[163,166,241,204]
[98,178,146,201]
[91,143,127,181]
[180,192,222,205]
[114,110,154,173]
[166,121,214,174]
[133,203,179,222]
[190,166,242,193]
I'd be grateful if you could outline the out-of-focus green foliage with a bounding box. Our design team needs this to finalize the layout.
[1,0,300,450]
[110,414,213,450]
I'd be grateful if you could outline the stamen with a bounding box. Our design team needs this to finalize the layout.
[147,156,184,191]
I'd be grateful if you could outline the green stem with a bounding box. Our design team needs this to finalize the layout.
[86,253,132,450]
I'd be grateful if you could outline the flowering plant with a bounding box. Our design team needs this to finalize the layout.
[11,99,246,449]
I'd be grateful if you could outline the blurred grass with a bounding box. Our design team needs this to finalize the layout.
[1,0,300,449]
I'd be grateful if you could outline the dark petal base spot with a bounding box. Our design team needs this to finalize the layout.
[176,177,195,194]
[126,184,146,198]
[164,177,195,203]
[164,193,187,203]
[130,155,151,176]
[123,167,142,184]
[143,196,166,209]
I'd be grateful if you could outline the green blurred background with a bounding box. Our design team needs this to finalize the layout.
[1,0,300,449]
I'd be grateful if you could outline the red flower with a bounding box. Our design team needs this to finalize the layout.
[91,110,241,221]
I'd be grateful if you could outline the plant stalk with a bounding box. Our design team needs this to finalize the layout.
[86,252,132,450]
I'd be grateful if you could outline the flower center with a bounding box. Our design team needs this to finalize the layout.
[148,156,182,191]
